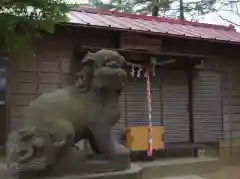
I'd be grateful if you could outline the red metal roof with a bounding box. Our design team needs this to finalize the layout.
[68,7,240,44]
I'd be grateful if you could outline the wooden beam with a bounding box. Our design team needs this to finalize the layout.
[80,45,212,61]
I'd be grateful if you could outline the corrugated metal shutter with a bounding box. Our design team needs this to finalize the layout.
[151,71,163,126]
[161,70,190,143]
[126,74,162,127]
[126,76,148,126]
[193,70,223,143]
[112,72,162,140]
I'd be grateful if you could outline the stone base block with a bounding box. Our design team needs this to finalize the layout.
[47,164,141,179]
[4,164,142,179]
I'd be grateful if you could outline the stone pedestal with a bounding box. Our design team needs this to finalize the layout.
[13,146,131,179]
[4,164,141,179]
[43,164,142,179]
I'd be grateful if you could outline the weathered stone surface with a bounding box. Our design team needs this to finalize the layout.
[2,164,141,179]
[6,50,130,178]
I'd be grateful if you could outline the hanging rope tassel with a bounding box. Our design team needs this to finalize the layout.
[146,63,153,157]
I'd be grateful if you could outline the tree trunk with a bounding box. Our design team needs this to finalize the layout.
[179,0,184,20]
[152,6,159,16]
[152,0,159,16]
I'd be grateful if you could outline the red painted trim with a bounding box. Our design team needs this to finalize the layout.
[71,7,236,31]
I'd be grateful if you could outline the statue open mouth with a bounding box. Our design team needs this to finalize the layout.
[93,66,127,91]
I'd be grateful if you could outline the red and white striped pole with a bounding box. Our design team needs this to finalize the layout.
[146,63,153,157]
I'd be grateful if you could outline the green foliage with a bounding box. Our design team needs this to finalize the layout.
[0,0,69,55]
[182,0,216,18]
[85,0,217,19]
[88,0,173,15]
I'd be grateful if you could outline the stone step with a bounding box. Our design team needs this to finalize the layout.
[135,157,221,179]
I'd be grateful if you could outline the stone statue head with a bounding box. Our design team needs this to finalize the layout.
[6,127,66,175]
[75,49,128,93]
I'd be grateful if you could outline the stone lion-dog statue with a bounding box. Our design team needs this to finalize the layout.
[6,49,130,178]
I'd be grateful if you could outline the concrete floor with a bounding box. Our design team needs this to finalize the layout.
[200,165,240,179]
[1,156,240,179]
[159,165,240,179]
[158,176,204,179]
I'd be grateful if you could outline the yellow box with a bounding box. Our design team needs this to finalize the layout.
[125,126,164,151]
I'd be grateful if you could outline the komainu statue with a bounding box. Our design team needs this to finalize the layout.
[6,50,130,178]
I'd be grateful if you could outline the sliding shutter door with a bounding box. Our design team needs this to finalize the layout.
[161,70,190,143]
[193,70,223,143]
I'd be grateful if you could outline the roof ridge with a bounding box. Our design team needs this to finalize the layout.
[71,7,236,31]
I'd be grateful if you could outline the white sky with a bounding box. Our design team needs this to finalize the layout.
[200,11,240,31]
[66,0,240,32]
[199,1,240,32]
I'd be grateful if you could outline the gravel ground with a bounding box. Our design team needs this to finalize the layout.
[148,165,240,179]
[156,175,205,179]
[200,165,240,179]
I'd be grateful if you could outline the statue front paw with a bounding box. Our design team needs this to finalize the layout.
[114,143,130,158]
